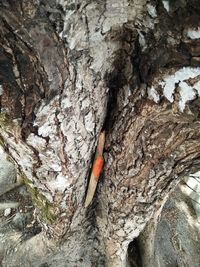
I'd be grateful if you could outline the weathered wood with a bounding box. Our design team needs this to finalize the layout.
[0,0,200,266]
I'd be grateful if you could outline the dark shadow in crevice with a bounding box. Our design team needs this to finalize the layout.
[102,26,139,133]
[127,238,143,267]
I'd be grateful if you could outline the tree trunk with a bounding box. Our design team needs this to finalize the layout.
[136,179,200,267]
[0,0,200,266]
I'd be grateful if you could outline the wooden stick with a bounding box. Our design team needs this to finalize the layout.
[84,131,105,208]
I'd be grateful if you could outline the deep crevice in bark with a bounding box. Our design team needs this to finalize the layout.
[127,239,143,267]
[0,0,200,266]
[104,55,129,132]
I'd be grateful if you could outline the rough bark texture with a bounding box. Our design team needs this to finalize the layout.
[134,179,200,267]
[0,0,200,266]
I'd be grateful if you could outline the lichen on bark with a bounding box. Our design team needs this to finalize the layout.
[21,173,56,224]
[0,0,200,266]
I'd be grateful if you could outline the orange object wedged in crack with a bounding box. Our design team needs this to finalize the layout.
[92,155,104,179]
[84,131,105,208]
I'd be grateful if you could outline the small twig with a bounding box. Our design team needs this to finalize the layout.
[191,198,200,207]
[182,181,200,206]
[189,176,200,185]
[182,180,200,195]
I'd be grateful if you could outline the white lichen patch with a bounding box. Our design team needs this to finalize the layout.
[38,148,62,174]
[178,81,197,111]
[0,84,3,96]
[34,98,59,138]
[116,229,125,237]
[27,134,47,150]
[50,163,62,172]
[47,173,69,192]
[187,27,200,39]
[147,4,157,18]
[4,208,11,216]
[159,67,200,111]
[148,86,160,103]
[81,97,90,109]
[138,31,147,51]
[162,0,170,12]
[38,121,57,138]
[79,141,89,158]
[61,97,72,109]
[84,111,95,133]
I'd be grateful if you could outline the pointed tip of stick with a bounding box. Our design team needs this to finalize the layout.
[84,174,98,208]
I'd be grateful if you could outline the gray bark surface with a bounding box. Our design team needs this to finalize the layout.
[136,180,200,267]
[0,0,200,266]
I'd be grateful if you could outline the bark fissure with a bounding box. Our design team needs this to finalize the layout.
[0,0,200,266]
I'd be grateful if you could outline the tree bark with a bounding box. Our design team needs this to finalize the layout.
[136,179,200,267]
[0,0,200,266]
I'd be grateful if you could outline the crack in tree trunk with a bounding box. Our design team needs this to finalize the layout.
[0,0,200,266]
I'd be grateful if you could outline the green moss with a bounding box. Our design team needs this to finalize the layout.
[21,173,56,223]
[0,135,5,147]
[0,112,12,128]
[0,113,57,224]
